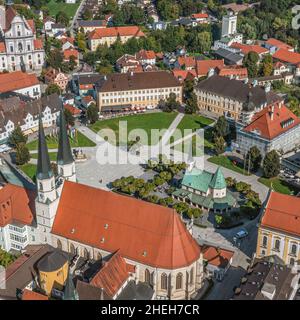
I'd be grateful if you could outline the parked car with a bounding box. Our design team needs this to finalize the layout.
[234,228,249,240]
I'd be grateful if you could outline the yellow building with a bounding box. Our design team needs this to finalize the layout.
[37,250,69,296]
[256,191,300,266]
[96,71,182,112]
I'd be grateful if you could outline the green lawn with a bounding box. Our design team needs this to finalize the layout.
[30,152,57,161]
[47,0,80,19]
[90,112,178,145]
[258,177,300,195]
[26,131,96,151]
[208,155,250,176]
[19,163,37,182]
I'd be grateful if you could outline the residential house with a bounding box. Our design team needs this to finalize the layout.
[195,59,224,78]
[77,20,107,33]
[265,38,295,54]
[190,13,209,26]
[0,71,41,98]
[44,68,69,92]
[214,48,244,66]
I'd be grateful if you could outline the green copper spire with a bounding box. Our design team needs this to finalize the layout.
[57,108,74,166]
[209,167,226,190]
[37,116,53,180]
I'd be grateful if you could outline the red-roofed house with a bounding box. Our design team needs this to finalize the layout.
[236,102,300,156]
[88,26,145,50]
[191,13,209,25]
[216,65,248,80]
[0,6,45,73]
[0,183,34,251]
[196,59,224,78]
[230,42,269,58]
[202,246,234,280]
[44,68,68,92]
[22,289,48,300]
[135,49,156,65]
[63,49,79,66]
[64,104,82,117]
[273,49,300,66]
[0,71,41,98]
[175,56,196,71]
[172,70,197,83]
[256,191,300,265]
[265,38,294,52]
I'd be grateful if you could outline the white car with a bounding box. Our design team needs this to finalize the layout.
[234,229,248,240]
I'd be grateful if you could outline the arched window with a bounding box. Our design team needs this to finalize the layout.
[83,248,89,260]
[275,239,280,251]
[145,269,151,284]
[176,273,183,290]
[70,243,76,255]
[291,244,297,255]
[57,239,62,250]
[262,236,268,248]
[161,273,167,290]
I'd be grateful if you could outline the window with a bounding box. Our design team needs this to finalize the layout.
[290,258,295,266]
[176,273,183,290]
[144,269,151,284]
[70,243,76,255]
[83,248,89,260]
[161,273,167,290]
[274,239,280,251]
[290,244,297,256]
[262,236,268,248]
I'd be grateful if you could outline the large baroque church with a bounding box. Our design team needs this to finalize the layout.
[0,107,204,300]
[0,4,45,73]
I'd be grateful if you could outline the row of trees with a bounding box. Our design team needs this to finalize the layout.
[243,52,274,78]
[9,127,31,165]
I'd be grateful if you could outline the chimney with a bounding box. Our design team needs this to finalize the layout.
[269,105,274,120]
[130,71,134,77]
[208,68,215,78]
[278,100,283,109]
[104,75,107,81]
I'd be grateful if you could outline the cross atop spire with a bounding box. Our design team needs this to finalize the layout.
[57,107,74,166]
[37,115,53,180]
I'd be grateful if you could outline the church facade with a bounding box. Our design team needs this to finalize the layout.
[0,5,45,73]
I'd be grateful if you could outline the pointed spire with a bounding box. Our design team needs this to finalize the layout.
[209,166,226,189]
[37,115,53,180]
[57,107,74,166]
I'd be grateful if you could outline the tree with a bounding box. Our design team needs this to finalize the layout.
[56,11,69,27]
[64,108,75,127]
[243,51,259,78]
[82,8,93,20]
[197,31,212,53]
[15,143,30,165]
[47,49,63,69]
[87,103,98,124]
[9,126,27,147]
[45,83,61,95]
[261,54,273,77]
[213,116,230,140]
[173,202,189,214]
[185,92,198,114]
[163,92,180,112]
[245,146,262,172]
[76,32,87,52]
[214,136,225,155]
[263,150,280,178]
[225,177,237,188]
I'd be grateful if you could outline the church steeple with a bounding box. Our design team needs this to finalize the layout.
[57,108,74,166]
[56,107,76,182]
[37,116,53,180]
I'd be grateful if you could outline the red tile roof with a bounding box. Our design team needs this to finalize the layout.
[34,39,43,50]
[90,251,132,298]
[177,56,196,68]
[230,42,269,55]
[63,49,79,60]
[266,38,294,51]
[0,184,34,228]
[136,49,156,61]
[191,13,208,19]
[202,246,234,268]
[172,70,196,82]
[89,26,145,40]
[242,103,300,140]
[26,19,35,33]
[52,181,200,269]
[261,191,300,237]
[64,104,81,116]
[22,289,48,300]
[217,65,248,78]
[196,59,224,77]
[0,71,39,94]
[273,49,300,65]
